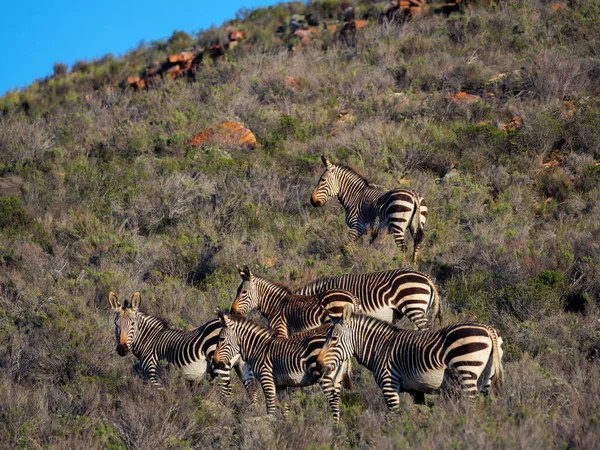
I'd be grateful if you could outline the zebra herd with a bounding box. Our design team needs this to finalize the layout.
[108,155,504,423]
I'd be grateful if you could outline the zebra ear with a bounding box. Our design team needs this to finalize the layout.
[321,154,332,168]
[108,292,121,311]
[130,292,141,311]
[240,265,252,279]
[217,310,233,327]
[342,303,354,323]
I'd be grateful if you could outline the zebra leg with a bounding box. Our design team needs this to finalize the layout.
[215,365,232,398]
[408,391,426,405]
[235,363,259,405]
[477,350,496,397]
[380,376,401,413]
[258,372,278,415]
[389,224,408,252]
[454,365,480,399]
[320,375,342,423]
[346,224,365,245]
[369,218,381,244]
[369,228,379,244]
[142,357,163,388]
[412,226,425,263]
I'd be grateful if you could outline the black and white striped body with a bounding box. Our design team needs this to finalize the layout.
[109,292,255,399]
[215,313,348,422]
[318,311,504,412]
[232,266,358,338]
[311,155,427,262]
[296,269,441,330]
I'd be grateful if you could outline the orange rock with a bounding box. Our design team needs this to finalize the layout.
[127,75,146,91]
[445,92,481,105]
[190,122,257,148]
[168,52,194,64]
[228,31,245,41]
[353,20,369,31]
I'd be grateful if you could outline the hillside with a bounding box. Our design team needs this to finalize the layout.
[1,0,600,448]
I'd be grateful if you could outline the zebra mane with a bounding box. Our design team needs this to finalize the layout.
[137,311,172,330]
[333,163,372,187]
[227,314,276,338]
[351,312,403,335]
[255,274,293,295]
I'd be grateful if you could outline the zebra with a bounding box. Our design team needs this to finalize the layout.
[109,292,256,400]
[231,265,359,338]
[310,154,427,262]
[214,311,349,423]
[317,304,504,412]
[295,268,442,330]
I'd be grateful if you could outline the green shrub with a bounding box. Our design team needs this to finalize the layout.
[0,196,28,232]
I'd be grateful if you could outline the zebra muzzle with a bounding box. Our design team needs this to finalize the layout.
[310,196,323,207]
[116,344,129,356]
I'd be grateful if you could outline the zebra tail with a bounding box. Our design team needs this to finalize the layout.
[428,277,443,326]
[490,327,504,393]
[413,193,422,230]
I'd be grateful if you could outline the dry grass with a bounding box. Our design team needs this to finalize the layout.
[0,0,599,448]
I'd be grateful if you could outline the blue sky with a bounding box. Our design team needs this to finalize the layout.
[0,0,283,96]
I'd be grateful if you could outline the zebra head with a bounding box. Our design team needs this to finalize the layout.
[311,154,340,207]
[231,265,258,314]
[214,311,241,370]
[317,303,354,376]
[108,292,141,357]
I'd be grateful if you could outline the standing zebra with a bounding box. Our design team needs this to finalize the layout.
[214,311,349,422]
[317,305,504,411]
[231,265,359,338]
[296,268,441,330]
[109,292,256,400]
[310,155,427,262]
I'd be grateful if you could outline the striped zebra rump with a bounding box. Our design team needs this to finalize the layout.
[296,269,441,330]
[376,188,427,262]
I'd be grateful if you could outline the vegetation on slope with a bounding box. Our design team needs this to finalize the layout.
[1,0,600,448]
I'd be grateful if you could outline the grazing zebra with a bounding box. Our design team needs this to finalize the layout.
[231,265,359,338]
[109,292,256,400]
[214,311,349,422]
[310,155,427,262]
[317,305,504,411]
[296,268,442,330]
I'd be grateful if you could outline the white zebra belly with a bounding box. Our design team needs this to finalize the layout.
[275,370,314,387]
[364,307,394,323]
[180,357,209,381]
[402,369,445,393]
